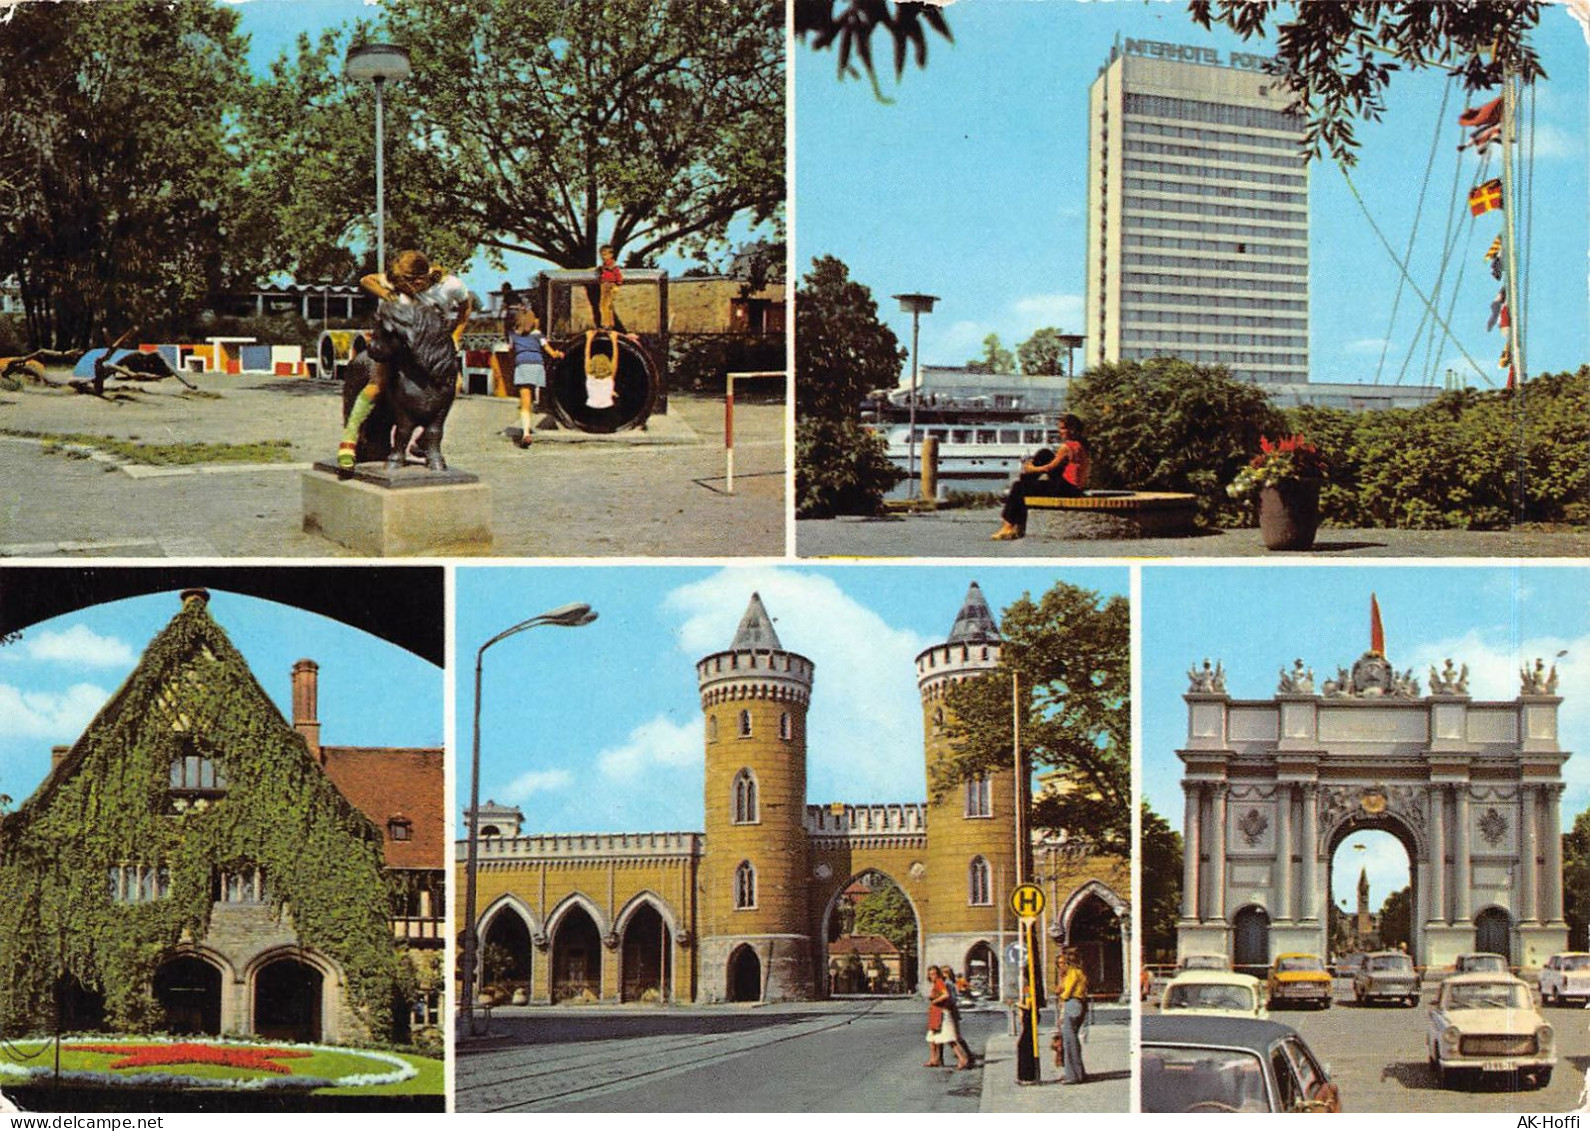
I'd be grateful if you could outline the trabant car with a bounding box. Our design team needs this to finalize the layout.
[1538,952,1590,1006]
[1351,950,1420,1006]
[1142,1015,1342,1113]
[1426,973,1554,1088]
[1454,952,1508,975]
[1267,953,1333,1010]
[1160,971,1268,1020]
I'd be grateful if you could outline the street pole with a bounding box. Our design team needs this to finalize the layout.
[893,294,938,495]
[373,76,386,274]
[460,603,597,1037]
[344,44,411,278]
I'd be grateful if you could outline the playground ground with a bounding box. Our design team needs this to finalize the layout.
[797,509,1590,559]
[0,369,785,558]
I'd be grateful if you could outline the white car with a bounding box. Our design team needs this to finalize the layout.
[1160,970,1268,1020]
[1538,952,1590,1005]
[1427,973,1554,1088]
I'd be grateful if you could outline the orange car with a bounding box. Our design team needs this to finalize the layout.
[1266,953,1333,1010]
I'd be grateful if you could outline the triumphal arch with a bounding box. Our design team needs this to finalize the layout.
[1177,635,1569,970]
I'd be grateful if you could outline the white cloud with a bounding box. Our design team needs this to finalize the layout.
[502,768,574,800]
[0,682,108,739]
[665,569,936,801]
[595,715,702,781]
[1012,292,1084,328]
[1343,337,1390,354]
[1529,122,1583,161]
[16,625,134,668]
[922,318,995,367]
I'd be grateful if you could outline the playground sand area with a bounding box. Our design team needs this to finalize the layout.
[0,368,785,558]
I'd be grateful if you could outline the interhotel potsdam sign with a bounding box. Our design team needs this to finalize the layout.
[1122,38,1279,72]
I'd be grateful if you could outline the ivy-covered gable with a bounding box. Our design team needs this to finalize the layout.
[0,593,403,1037]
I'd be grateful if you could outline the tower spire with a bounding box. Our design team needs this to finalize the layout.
[1370,593,1385,657]
[946,581,1000,645]
[730,592,782,652]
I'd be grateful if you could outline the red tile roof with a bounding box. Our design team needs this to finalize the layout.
[829,934,901,957]
[319,746,444,870]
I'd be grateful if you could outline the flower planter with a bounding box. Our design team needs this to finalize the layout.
[1258,478,1321,551]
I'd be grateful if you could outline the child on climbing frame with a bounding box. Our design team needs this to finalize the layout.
[597,244,622,328]
[505,307,564,447]
[339,249,473,469]
[582,327,641,410]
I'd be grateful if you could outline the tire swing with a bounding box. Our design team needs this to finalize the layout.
[546,330,658,433]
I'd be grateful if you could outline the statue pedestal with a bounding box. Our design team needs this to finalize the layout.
[303,463,492,556]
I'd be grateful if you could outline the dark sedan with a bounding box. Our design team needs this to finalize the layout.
[1142,1015,1343,1113]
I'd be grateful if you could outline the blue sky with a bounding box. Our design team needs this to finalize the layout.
[1141,565,1590,911]
[227,0,777,297]
[456,564,1126,833]
[0,587,442,808]
[795,0,1588,388]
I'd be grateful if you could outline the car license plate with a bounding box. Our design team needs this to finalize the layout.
[1480,1061,1512,1073]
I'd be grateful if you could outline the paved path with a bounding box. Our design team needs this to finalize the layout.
[0,371,784,557]
[799,508,1590,558]
[455,998,1127,1112]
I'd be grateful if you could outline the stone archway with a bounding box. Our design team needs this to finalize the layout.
[964,942,999,1001]
[1065,891,1124,998]
[620,904,672,1003]
[1231,905,1270,972]
[1475,906,1513,963]
[550,905,603,1003]
[819,869,920,997]
[254,958,324,1043]
[1325,812,1420,964]
[728,944,762,1003]
[154,954,222,1035]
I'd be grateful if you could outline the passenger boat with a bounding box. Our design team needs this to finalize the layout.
[874,419,1060,497]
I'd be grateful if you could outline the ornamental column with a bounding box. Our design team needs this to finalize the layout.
[1209,784,1228,922]
[1519,785,1539,924]
[1182,783,1202,921]
[1454,785,1473,923]
[1299,784,1319,921]
[1276,784,1293,923]
[1428,784,1447,924]
[1545,784,1566,923]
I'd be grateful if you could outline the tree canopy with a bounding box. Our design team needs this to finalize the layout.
[1563,807,1590,949]
[852,878,917,954]
[795,0,951,91]
[1141,804,1183,963]
[1017,327,1073,376]
[0,0,255,348]
[965,333,1016,375]
[1190,1,1547,165]
[936,582,1129,854]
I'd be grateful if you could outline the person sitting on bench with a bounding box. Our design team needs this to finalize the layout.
[992,413,1091,540]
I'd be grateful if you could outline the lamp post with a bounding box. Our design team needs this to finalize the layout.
[892,293,938,489]
[344,43,412,275]
[460,602,598,1035]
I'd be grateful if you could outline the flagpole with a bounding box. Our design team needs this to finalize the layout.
[1498,69,1527,522]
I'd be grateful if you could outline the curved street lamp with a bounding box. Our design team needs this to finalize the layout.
[460,602,598,1035]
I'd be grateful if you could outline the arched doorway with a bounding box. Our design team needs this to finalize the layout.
[481,909,533,996]
[53,974,106,1034]
[1327,820,1417,964]
[1475,907,1513,963]
[1232,906,1271,973]
[822,869,919,996]
[728,944,762,1002]
[551,905,602,1003]
[964,941,999,1001]
[1066,892,1124,998]
[154,955,221,1035]
[620,904,672,1003]
[254,958,323,1043]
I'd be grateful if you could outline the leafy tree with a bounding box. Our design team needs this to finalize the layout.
[1378,885,1413,951]
[1141,804,1183,964]
[1017,327,1073,376]
[965,333,1016,375]
[1563,808,1590,950]
[795,255,906,516]
[0,1,255,348]
[795,0,952,92]
[1066,358,1288,526]
[937,583,1129,855]
[1190,1,1547,166]
[853,879,917,955]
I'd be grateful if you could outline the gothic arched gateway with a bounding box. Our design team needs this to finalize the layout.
[1177,638,1569,970]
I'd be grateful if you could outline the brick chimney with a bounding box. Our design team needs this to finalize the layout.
[291,659,321,761]
[50,744,70,771]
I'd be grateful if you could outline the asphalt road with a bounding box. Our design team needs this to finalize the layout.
[1147,979,1590,1113]
[456,999,1006,1112]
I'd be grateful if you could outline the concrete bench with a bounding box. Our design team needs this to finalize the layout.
[1026,490,1198,540]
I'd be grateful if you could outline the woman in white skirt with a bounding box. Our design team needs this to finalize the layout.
[925,965,972,1069]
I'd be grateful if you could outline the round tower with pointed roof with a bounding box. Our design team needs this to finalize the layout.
[917,581,1021,987]
[697,593,816,1002]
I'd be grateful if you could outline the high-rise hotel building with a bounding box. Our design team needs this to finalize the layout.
[1085,40,1310,384]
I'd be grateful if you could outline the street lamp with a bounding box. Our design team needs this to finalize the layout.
[460,602,598,1035]
[892,293,938,489]
[344,43,412,275]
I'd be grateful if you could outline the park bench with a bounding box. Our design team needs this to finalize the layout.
[1025,490,1198,540]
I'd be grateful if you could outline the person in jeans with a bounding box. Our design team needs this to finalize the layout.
[992,413,1091,540]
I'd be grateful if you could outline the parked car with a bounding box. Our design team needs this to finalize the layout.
[1179,953,1233,973]
[1427,973,1554,1088]
[1333,953,1369,979]
[1454,952,1509,975]
[1142,1015,1343,1113]
[1538,952,1590,1005]
[1160,971,1269,1020]
[1267,953,1333,1010]
[1352,950,1420,1007]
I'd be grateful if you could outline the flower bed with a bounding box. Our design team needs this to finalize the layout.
[0,1039,422,1092]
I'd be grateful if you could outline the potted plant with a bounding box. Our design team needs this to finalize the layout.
[1227,434,1326,550]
